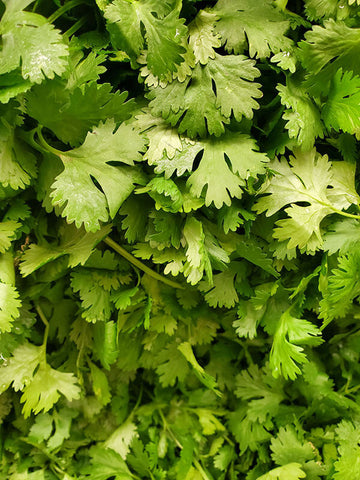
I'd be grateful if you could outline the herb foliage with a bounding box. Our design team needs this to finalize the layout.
[1,0,360,478]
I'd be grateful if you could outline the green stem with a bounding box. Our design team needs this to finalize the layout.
[31,0,41,12]
[224,435,235,447]
[35,304,49,363]
[158,409,183,450]
[36,127,64,157]
[63,16,88,39]
[104,237,184,290]
[193,460,213,480]
[48,0,88,23]
[332,208,360,220]
[18,128,48,155]
[346,384,360,395]
[274,0,288,10]
[279,188,360,220]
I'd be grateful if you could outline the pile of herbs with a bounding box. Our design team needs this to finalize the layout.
[2,0,360,478]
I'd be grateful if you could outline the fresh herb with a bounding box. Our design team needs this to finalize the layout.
[1,0,360,478]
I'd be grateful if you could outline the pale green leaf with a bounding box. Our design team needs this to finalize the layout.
[26,82,134,147]
[20,223,112,276]
[0,0,68,82]
[299,19,360,95]
[320,251,360,326]
[0,342,43,393]
[277,78,324,150]
[50,120,146,231]
[254,149,359,252]
[81,445,133,479]
[271,426,315,466]
[105,421,139,459]
[105,0,187,78]
[89,361,111,406]
[257,463,306,480]
[21,364,81,417]
[322,69,360,134]
[149,54,262,138]
[185,132,268,208]
[188,11,221,65]
[270,310,323,380]
[178,341,221,396]
[213,0,293,58]
[0,221,19,253]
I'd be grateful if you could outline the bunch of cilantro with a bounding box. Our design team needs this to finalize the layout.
[2,0,360,478]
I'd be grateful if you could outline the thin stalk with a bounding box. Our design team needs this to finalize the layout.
[48,0,88,23]
[63,16,88,39]
[104,237,184,290]
[31,0,41,12]
[274,0,288,10]
[193,460,213,480]
[158,409,183,450]
[18,128,48,155]
[35,304,49,363]
[332,208,360,220]
[36,127,64,157]
[224,435,235,447]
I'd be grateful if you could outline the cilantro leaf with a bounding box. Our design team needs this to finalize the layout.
[155,132,269,208]
[0,0,68,83]
[213,445,235,472]
[26,82,135,147]
[148,53,262,138]
[299,19,360,95]
[89,361,111,406]
[271,426,315,465]
[47,407,77,451]
[0,221,20,253]
[257,463,306,480]
[28,412,53,443]
[304,0,352,21]
[93,320,119,369]
[188,11,221,65]
[71,264,126,323]
[105,0,187,78]
[277,78,324,150]
[119,196,151,243]
[0,103,37,190]
[228,407,272,453]
[334,421,360,480]
[0,252,21,333]
[0,342,43,393]
[50,120,146,231]
[270,310,323,380]
[254,149,360,252]
[235,364,285,422]
[0,71,33,103]
[135,111,184,170]
[137,177,183,213]
[105,421,139,459]
[178,341,221,395]
[81,445,133,479]
[183,216,212,285]
[21,363,81,418]
[199,261,247,308]
[65,47,107,91]
[213,0,293,58]
[322,69,360,135]
[0,282,21,333]
[319,251,360,326]
[323,218,360,254]
[155,342,190,387]
[20,223,112,276]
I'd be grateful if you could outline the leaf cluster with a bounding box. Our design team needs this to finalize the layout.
[2,0,360,479]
